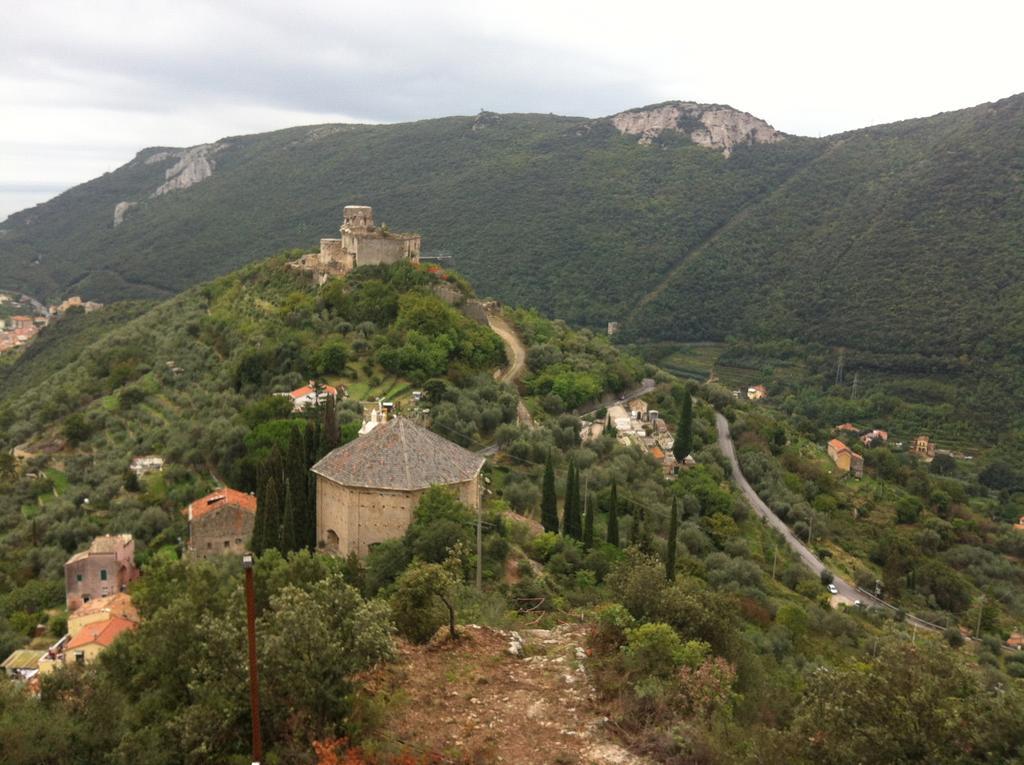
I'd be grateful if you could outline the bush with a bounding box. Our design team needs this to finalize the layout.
[943,626,965,648]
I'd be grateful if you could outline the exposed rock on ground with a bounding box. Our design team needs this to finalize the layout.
[362,623,652,764]
[610,101,783,156]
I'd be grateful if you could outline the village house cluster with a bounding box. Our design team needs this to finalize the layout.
[0,312,44,353]
[2,535,142,685]
[0,293,103,354]
[581,396,689,477]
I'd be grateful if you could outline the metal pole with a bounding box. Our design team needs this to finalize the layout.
[476,503,482,591]
[242,553,263,764]
[976,595,984,638]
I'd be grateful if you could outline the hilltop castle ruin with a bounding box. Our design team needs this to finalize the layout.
[293,205,421,283]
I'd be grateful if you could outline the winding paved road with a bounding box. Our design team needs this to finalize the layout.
[714,412,860,602]
[715,411,951,635]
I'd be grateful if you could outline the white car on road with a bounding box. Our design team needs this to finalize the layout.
[827,583,839,595]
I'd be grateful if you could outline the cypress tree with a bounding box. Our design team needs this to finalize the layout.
[666,496,679,581]
[281,480,299,552]
[628,501,639,547]
[254,475,282,554]
[250,460,268,552]
[673,393,693,464]
[564,459,582,540]
[583,488,594,550]
[286,427,309,548]
[323,393,339,453]
[607,479,620,546]
[541,452,559,533]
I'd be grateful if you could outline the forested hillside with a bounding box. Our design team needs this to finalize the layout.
[2,94,1023,435]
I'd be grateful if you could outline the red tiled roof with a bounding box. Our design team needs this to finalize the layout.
[185,488,257,520]
[66,616,137,650]
[828,439,850,453]
[836,423,859,432]
[290,382,338,399]
[650,446,665,460]
[72,593,139,623]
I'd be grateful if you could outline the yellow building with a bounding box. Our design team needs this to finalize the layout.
[64,616,137,666]
[828,438,864,478]
[67,592,139,636]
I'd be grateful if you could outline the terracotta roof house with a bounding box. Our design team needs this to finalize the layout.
[65,617,137,665]
[827,439,864,478]
[860,429,889,446]
[312,416,484,556]
[184,488,258,559]
[280,381,340,412]
[835,423,860,433]
[1007,631,1024,650]
[747,385,768,401]
[67,592,139,636]
[64,534,140,611]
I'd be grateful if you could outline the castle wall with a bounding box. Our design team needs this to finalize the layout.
[320,239,354,270]
[348,233,421,267]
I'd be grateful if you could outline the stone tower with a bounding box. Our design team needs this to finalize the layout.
[341,205,374,233]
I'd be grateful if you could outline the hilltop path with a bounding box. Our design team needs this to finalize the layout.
[487,312,527,385]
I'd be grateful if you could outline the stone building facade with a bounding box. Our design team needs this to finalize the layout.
[294,205,421,284]
[312,417,483,557]
[64,535,140,611]
[184,488,257,559]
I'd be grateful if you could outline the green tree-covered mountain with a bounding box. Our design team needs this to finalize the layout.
[1,95,1021,365]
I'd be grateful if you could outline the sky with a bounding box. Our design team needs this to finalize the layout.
[2,0,1022,220]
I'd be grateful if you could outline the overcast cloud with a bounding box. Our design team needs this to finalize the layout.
[2,0,1022,220]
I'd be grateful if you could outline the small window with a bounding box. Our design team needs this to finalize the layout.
[100,569,108,581]
[223,540,230,548]
[76,574,83,583]
[75,651,85,665]
[207,542,212,549]
[83,595,91,604]
[235,538,241,544]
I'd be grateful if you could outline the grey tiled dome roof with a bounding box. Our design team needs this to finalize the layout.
[311,416,484,491]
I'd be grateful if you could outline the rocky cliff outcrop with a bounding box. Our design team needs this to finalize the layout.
[113,201,136,227]
[151,144,220,197]
[113,144,225,226]
[610,102,783,157]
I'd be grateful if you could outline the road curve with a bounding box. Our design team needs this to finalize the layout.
[714,411,862,603]
[487,313,527,385]
[715,411,947,635]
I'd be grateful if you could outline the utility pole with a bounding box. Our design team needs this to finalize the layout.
[835,348,845,386]
[807,514,814,546]
[976,594,985,638]
[851,372,859,399]
[242,553,263,765]
[476,502,483,591]
[771,547,778,580]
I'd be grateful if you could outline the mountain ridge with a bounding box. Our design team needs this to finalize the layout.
[1,93,1022,377]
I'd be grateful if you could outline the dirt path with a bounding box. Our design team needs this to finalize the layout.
[364,624,651,764]
[487,313,527,385]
